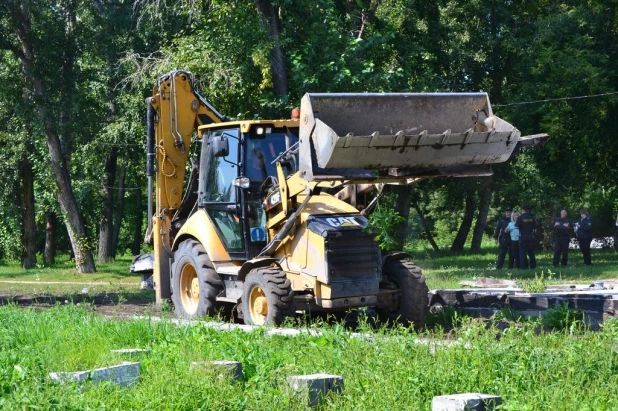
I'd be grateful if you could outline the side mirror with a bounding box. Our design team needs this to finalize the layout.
[211,135,229,157]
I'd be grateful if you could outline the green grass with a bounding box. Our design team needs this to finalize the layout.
[409,242,618,289]
[0,254,139,283]
[0,255,142,295]
[0,249,617,408]
[0,305,617,410]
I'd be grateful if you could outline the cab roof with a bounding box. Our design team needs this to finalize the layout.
[198,119,299,134]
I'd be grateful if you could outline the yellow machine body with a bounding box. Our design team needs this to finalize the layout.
[144,70,547,325]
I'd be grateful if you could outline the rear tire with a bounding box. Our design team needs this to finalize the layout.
[376,260,428,330]
[241,266,294,326]
[171,239,224,320]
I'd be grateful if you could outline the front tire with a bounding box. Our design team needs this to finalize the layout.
[171,239,223,320]
[376,260,428,330]
[241,266,294,326]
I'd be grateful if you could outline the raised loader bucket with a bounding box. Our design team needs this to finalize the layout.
[298,93,546,182]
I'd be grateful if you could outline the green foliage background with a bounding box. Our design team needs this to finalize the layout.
[1,0,618,261]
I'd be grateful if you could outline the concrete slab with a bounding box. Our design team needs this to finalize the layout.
[48,362,140,387]
[460,278,518,288]
[432,393,501,411]
[287,374,344,408]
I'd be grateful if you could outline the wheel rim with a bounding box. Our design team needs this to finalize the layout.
[248,285,268,325]
[180,264,199,315]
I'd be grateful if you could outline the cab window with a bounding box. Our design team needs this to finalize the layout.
[203,129,239,203]
[202,128,243,252]
[245,130,297,182]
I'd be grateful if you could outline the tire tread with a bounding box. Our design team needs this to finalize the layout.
[242,266,294,325]
[170,239,223,320]
[377,259,429,330]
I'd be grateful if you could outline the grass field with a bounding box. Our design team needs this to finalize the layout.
[2,243,617,292]
[0,248,617,409]
[0,304,617,410]
[0,255,140,295]
[0,254,137,282]
[411,243,618,290]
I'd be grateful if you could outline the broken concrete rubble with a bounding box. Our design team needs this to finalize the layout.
[430,287,618,325]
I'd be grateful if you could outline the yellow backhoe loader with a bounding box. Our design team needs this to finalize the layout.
[142,70,546,327]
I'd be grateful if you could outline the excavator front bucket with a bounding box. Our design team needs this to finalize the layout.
[298,93,547,182]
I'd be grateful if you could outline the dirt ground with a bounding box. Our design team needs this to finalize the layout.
[0,291,561,334]
[0,291,163,319]
[0,290,383,329]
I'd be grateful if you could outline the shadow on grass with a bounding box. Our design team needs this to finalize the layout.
[0,290,155,307]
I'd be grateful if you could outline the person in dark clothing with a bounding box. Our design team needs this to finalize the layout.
[516,206,537,269]
[575,209,593,266]
[494,208,512,269]
[614,213,618,251]
[552,209,572,267]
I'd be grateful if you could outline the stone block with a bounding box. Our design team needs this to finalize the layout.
[287,374,344,408]
[191,360,244,380]
[432,393,501,411]
[48,362,141,387]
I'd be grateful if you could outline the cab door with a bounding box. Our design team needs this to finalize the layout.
[200,128,246,258]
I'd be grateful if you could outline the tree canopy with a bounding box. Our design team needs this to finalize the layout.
[0,0,617,269]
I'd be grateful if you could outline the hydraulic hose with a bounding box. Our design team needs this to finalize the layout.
[146,103,156,177]
[145,102,156,241]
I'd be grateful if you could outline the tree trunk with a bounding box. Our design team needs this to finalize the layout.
[12,4,96,273]
[392,185,413,251]
[470,179,492,253]
[111,158,127,258]
[44,211,57,265]
[98,148,118,263]
[256,0,288,97]
[20,112,36,269]
[48,132,96,272]
[451,191,475,253]
[132,189,143,256]
[412,198,440,252]
[21,148,37,269]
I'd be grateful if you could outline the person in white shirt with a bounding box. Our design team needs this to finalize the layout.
[505,211,521,269]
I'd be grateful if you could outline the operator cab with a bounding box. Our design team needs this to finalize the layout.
[197,120,299,260]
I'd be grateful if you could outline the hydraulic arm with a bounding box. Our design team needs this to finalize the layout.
[146,70,227,301]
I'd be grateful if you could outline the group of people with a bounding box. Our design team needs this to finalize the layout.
[494,207,594,270]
